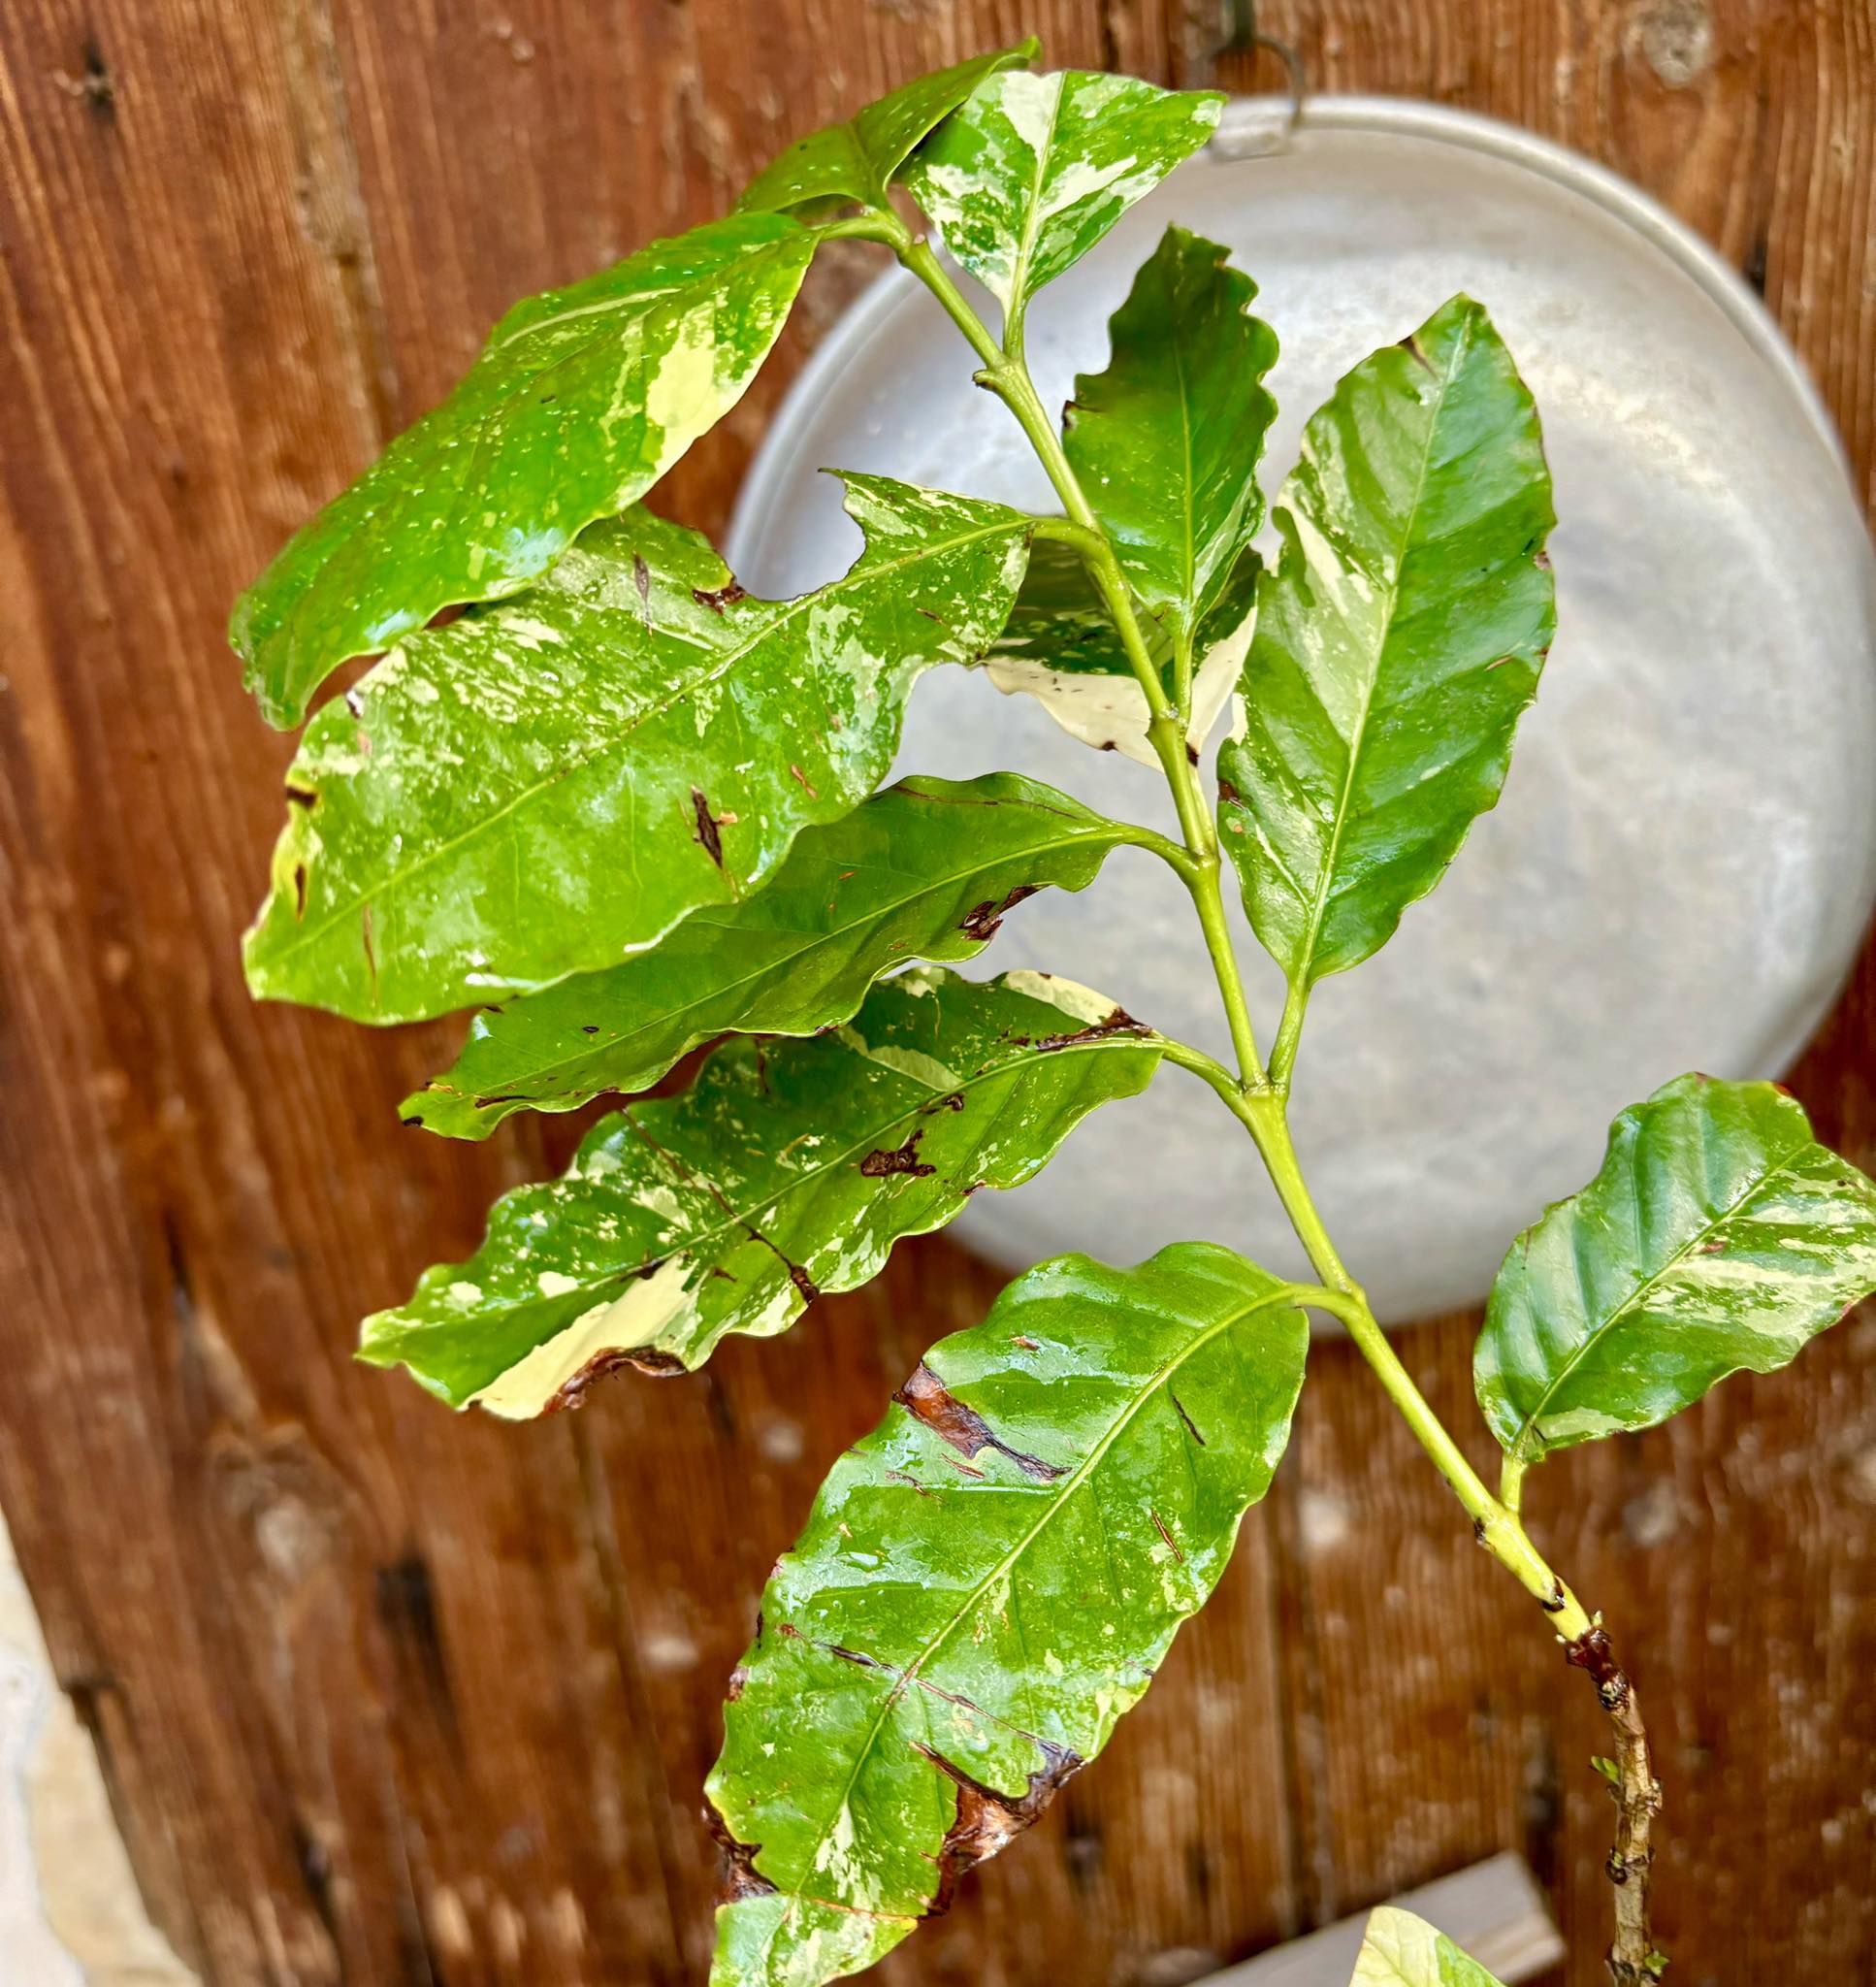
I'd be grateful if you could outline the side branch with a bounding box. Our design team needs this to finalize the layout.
[1566,1625,1664,1985]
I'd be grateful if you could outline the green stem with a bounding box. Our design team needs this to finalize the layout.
[889,208,1649,1972]
[896,236,1267,1090]
[1245,1081,1590,1639]
[895,221,1591,1645]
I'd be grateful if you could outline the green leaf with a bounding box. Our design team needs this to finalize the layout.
[243,476,1033,1026]
[1218,296,1556,994]
[1475,1074,1876,1471]
[706,1241,1308,1985]
[985,537,1255,766]
[405,772,1141,1139]
[1349,1907,1505,1987]
[1064,225,1278,652]
[233,214,822,728]
[737,41,1038,216]
[902,70,1221,320]
[361,968,1161,1414]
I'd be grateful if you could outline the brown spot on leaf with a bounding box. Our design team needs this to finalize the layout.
[1216,776,1242,807]
[824,1643,886,1672]
[788,1262,821,1304]
[894,1363,1065,1481]
[918,1738,1084,1915]
[960,885,1039,944]
[1400,332,1435,371]
[291,862,308,919]
[1010,1335,1039,1352]
[1034,1006,1150,1053]
[860,1130,936,1179]
[285,782,318,809]
[1149,1509,1184,1564]
[359,904,379,1002]
[692,580,748,613]
[692,788,725,867]
[706,1805,777,1904]
[788,763,820,800]
[1168,1390,1207,1447]
[543,1345,687,1414]
[921,1091,966,1116]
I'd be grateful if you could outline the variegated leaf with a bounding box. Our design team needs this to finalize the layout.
[902,70,1220,319]
[1218,296,1555,996]
[234,214,821,726]
[405,772,1143,1139]
[1350,1908,1506,1987]
[708,1242,1308,1984]
[243,477,1032,1025]
[738,41,1037,215]
[1477,1074,1876,1470]
[360,968,1162,1414]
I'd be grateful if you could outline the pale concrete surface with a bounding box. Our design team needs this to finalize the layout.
[0,1522,194,1987]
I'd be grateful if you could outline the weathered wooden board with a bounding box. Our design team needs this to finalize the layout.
[0,4,1869,1984]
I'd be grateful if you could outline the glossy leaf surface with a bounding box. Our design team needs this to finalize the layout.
[361,969,1161,1414]
[738,42,1036,215]
[1476,1075,1876,1469]
[903,70,1220,316]
[244,476,1032,1026]
[406,772,1140,1139]
[1064,225,1278,651]
[707,1241,1308,1985]
[1218,296,1555,990]
[986,538,1254,767]
[234,214,819,727]
[1350,1908,1505,1987]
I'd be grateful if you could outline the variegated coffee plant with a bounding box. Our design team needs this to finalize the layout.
[234,39,1876,1987]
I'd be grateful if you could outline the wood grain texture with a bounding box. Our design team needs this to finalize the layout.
[0,3,1870,1984]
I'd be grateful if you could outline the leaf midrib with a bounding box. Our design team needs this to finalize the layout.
[769,1280,1296,1907]
[267,516,1025,977]
[1504,1130,1813,1464]
[1287,317,1472,988]
[392,1022,1159,1364]
[444,813,1124,1106]
[273,228,811,702]
[488,234,766,351]
[1004,75,1067,309]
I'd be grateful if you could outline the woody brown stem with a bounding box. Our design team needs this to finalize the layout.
[1566,1625,1664,1984]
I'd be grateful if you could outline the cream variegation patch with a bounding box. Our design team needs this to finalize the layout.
[986,591,1249,769]
[467,1254,695,1418]
[1350,1906,1504,1987]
